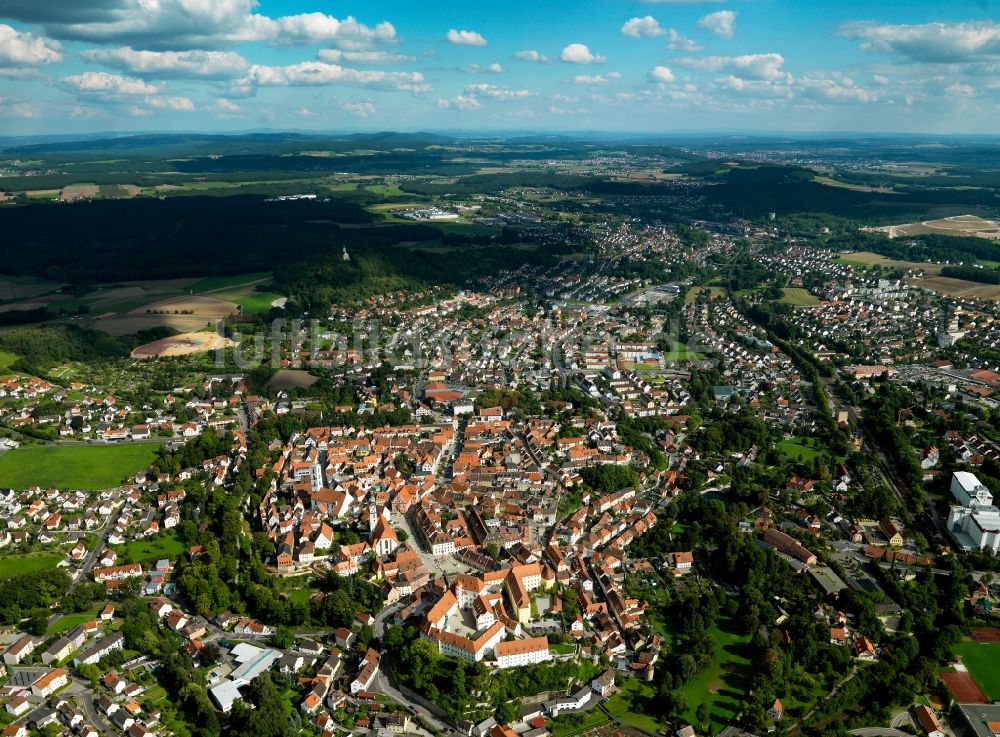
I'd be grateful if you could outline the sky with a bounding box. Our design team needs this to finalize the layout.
[0,0,999,136]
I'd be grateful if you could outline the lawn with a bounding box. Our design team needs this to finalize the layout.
[778,437,844,464]
[660,339,704,362]
[680,620,754,732]
[777,287,821,307]
[605,677,663,732]
[549,709,610,737]
[117,529,186,565]
[0,552,63,580]
[0,442,161,490]
[50,610,101,634]
[549,643,576,655]
[953,640,1000,700]
[685,286,726,305]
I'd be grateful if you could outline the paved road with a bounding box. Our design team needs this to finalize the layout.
[69,499,122,593]
[849,729,911,737]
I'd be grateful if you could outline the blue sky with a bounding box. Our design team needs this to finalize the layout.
[0,0,998,135]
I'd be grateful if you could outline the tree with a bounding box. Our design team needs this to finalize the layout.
[495,701,520,725]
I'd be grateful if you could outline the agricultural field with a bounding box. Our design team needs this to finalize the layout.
[952,640,1000,701]
[0,442,160,490]
[207,285,284,314]
[777,287,822,306]
[813,176,897,194]
[0,351,19,372]
[834,251,945,274]
[132,330,234,358]
[0,552,63,580]
[93,294,238,336]
[907,275,1000,301]
[869,214,1000,239]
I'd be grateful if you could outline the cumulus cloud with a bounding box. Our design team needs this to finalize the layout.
[0,95,37,117]
[648,65,675,82]
[665,29,702,51]
[342,100,375,117]
[678,53,789,81]
[514,49,548,62]
[437,94,481,110]
[461,62,503,74]
[838,20,1000,63]
[62,70,159,95]
[213,98,241,113]
[621,16,664,39]
[560,43,605,64]
[318,49,416,65]
[698,10,736,38]
[446,29,487,46]
[944,82,975,97]
[464,82,533,99]
[144,94,195,110]
[0,1,398,50]
[296,106,316,117]
[81,47,249,78]
[572,72,621,85]
[239,62,429,92]
[0,23,62,66]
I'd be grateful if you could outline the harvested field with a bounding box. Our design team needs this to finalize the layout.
[909,276,1000,301]
[835,251,945,274]
[869,214,1000,240]
[94,295,237,335]
[268,369,319,390]
[940,671,988,704]
[132,330,234,358]
[0,294,74,312]
[0,278,61,301]
[60,184,99,201]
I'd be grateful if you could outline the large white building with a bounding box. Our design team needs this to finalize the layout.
[494,636,552,669]
[947,471,1000,554]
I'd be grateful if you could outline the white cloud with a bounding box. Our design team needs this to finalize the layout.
[572,72,621,85]
[560,43,605,64]
[81,47,248,78]
[873,74,890,85]
[698,10,736,39]
[437,94,481,110]
[342,100,375,117]
[648,65,675,83]
[0,95,37,117]
[678,53,789,81]
[240,62,429,92]
[465,83,533,99]
[446,29,487,46]
[621,16,664,39]
[839,20,1000,63]
[944,82,975,97]
[2,1,398,50]
[665,28,702,51]
[296,106,316,117]
[62,71,159,95]
[514,49,548,62]
[213,98,241,112]
[461,62,503,74]
[318,49,416,65]
[145,94,194,110]
[0,23,62,66]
